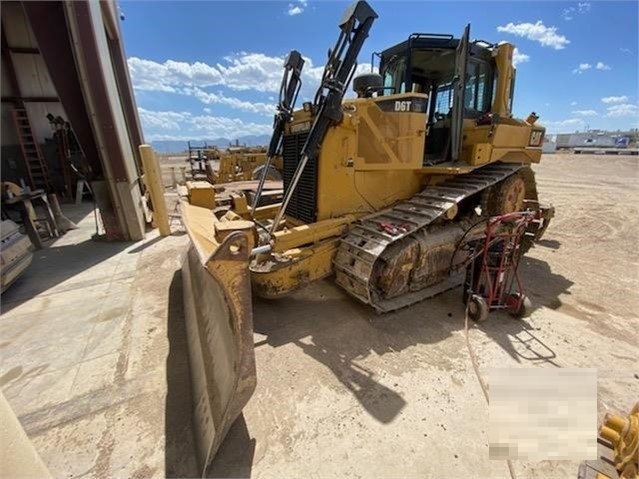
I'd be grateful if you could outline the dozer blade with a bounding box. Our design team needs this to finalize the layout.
[180,201,256,475]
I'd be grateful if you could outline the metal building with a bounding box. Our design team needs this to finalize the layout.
[1,0,146,241]
[556,131,616,150]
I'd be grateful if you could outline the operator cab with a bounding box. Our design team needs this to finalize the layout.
[377,29,509,165]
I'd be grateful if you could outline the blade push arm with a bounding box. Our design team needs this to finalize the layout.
[269,0,378,235]
[252,50,305,211]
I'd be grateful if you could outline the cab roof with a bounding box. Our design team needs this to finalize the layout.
[380,34,494,61]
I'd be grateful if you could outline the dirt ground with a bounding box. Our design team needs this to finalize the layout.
[204,153,638,479]
[1,153,637,478]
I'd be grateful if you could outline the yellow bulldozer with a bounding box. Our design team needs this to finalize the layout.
[184,142,285,210]
[202,144,283,184]
[179,1,554,473]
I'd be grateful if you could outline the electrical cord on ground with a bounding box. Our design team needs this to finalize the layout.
[463,301,517,479]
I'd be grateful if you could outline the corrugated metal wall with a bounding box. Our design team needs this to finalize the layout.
[1,2,65,144]
[1,0,146,241]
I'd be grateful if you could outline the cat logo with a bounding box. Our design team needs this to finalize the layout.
[529,130,544,147]
[394,101,412,112]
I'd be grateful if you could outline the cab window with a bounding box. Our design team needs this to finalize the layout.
[435,82,454,116]
[381,55,407,95]
[464,60,492,114]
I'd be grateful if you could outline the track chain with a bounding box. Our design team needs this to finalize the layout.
[333,162,534,312]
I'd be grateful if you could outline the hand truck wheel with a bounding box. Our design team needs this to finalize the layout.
[507,292,532,318]
[468,294,489,322]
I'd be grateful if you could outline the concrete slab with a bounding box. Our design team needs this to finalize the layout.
[1,202,195,478]
[1,366,77,417]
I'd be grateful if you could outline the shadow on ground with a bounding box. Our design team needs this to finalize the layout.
[520,255,575,311]
[207,415,255,479]
[535,238,561,250]
[252,254,575,423]
[165,271,199,478]
[474,253,574,367]
[252,289,449,423]
[0,238,131,314]
[475,312,562,367]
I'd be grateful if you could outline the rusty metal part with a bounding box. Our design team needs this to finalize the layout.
[334,162,529,312]
[482,166,550,252]
[533,203,555,242]
[579,403,639,479]
[517,168,552,251]
[486,173,526,215]
[598,403,639,479]
[251,237,341,298]
[180,202,256,475]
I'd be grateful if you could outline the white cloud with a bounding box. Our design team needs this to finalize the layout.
[497,21,570,49]
[572,63,592,74]
[128,55,286,115]
[214,53,288,92]
[128,57,223,91]
[573,61,611,74]
[601,96,629,104]
[605,104,639,118]
[563,2,591,20]
[572,110,597,116]
[129,52,373,110]
[578,2,591,13]
[543,118,587,133]
[183,87,275,116]
[137,108,191,131]
[128,54,284,93]
[190,114,272,136]
[620,47,633,54]
[137,107,271,141]
[208,52,360,97]
[570,101,578,106]
[512,48,530,66]
[287,0,307,16]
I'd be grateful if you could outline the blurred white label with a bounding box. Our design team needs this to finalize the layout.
[489,368,597,461]
[291,121,311,134]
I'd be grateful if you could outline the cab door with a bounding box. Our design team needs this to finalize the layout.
[450,24,470,162]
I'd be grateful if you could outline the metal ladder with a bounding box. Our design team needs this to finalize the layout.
[12,104,50,191]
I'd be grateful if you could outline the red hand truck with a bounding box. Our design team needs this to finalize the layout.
[463,211,535,322]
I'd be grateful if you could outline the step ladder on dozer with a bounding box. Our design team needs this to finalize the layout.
[11,104,50,192]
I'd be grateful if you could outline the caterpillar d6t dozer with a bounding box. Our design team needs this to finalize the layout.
[204,145,283,184]
[180,0,554,472]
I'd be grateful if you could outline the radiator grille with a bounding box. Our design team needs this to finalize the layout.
[282,132,316,223]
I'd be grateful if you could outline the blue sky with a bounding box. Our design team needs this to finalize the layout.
[119,1,639,141]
